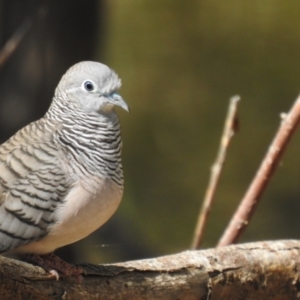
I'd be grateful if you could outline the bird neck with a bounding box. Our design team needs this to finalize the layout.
[46,96,124,187]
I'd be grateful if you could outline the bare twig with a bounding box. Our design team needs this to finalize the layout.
[0,7,47,69]
[191,96,240,249]
[218,95,300,247]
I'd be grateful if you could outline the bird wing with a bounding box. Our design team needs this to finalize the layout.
[0,119,70,252]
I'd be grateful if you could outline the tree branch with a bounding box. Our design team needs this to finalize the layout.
[0,7,47,69]
[192,96,240,249]
[218,95,300,246]
[1,240,300,299]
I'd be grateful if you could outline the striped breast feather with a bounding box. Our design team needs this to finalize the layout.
[0,119,70,252]
[56,117,124,186]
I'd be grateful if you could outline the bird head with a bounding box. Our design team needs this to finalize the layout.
[55,61,129,115]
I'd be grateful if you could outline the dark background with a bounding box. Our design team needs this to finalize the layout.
[0,0,300,264]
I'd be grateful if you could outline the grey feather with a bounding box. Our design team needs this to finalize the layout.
[0,61,128,254]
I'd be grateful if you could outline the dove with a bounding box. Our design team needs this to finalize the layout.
[0,61,128,278]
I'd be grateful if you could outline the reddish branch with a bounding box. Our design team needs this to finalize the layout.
[0,7,46,68]
[191,96,240,249]
[218,95,300,247]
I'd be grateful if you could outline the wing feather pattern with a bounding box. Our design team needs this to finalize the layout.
[0,119,69,252]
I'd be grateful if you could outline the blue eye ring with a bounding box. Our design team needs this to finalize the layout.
[84,81,94,92]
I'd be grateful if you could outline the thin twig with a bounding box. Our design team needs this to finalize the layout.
[0,7,47,69]
[191,96,240,249]
[218,95,300,247]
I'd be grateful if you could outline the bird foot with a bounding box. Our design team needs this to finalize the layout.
[23,253,84,282]
[49,269,60,281]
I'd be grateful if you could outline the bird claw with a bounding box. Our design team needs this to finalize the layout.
[23,253,83,282]
[49,269,60,281]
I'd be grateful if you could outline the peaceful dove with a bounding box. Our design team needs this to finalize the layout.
[0,61,128,276]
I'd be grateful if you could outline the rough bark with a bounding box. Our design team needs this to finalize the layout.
[1,240,300,299]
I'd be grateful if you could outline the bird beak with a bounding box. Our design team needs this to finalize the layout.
[107,92,130,112]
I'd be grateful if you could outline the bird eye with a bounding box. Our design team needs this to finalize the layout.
[84,81,94,92]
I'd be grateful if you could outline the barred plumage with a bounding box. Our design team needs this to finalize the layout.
[0,61,128,255]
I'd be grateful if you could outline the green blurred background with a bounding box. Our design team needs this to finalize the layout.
[1,0,300,264]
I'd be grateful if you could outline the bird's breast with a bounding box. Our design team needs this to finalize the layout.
[14,177,123,254]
